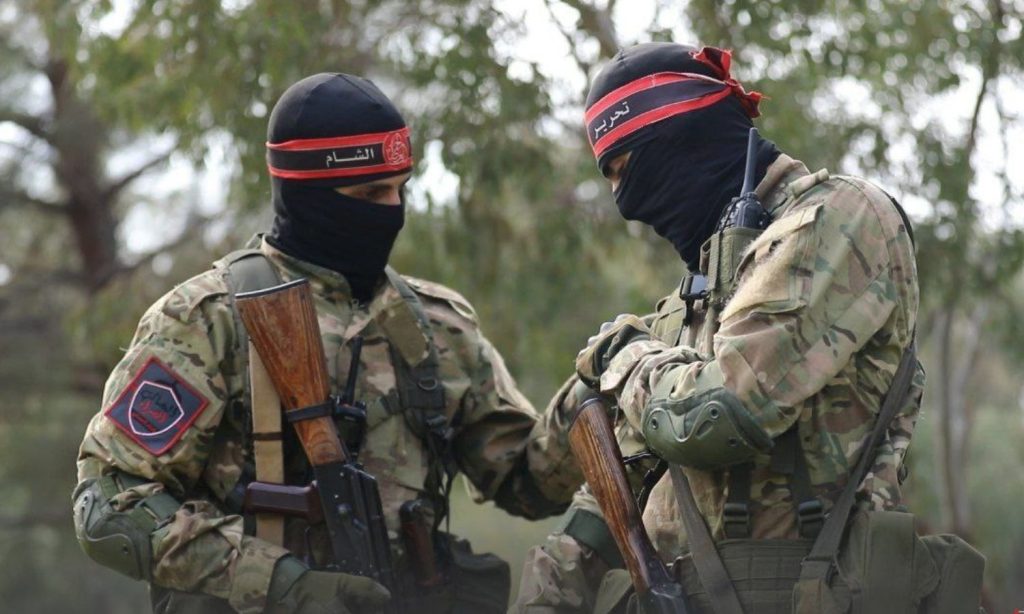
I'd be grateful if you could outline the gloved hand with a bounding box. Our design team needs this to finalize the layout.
[266,556,392,614]
[575,314,651,389]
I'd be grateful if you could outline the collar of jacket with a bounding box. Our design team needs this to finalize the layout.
[259,238,432,367]
[754,154,814,213]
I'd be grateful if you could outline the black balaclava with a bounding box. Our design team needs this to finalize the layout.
[265,73,414,303]
[584,43,781,270]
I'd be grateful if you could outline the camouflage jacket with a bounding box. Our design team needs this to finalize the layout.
[513,154,923,612]
[76,239,581,613]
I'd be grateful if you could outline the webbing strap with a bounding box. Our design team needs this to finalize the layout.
[383,267,446,413]
[250,343,286,546]
[114,473,180,527]
[222,244,286,546]
[788,433,824,539]
[669,464,745,614]
[382,267,453,535]
[722,464,752,539]
[799,342,918,582]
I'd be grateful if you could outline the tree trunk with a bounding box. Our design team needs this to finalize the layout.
[45,58,121,292]
[933,305,985,538]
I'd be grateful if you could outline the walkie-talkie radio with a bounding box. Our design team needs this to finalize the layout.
[716,127,772,233]
[700,127,773,315]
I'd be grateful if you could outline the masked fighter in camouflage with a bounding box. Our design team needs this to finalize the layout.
[513,42,923,612]
[72,73,581,614]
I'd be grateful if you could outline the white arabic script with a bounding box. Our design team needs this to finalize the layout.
[592,101,631,139]
[325,147,376,167]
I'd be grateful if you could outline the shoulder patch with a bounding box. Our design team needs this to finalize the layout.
[104,357,209,456]
[402,276,478,322]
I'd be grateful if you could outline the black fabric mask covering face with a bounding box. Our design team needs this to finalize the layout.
[267,178,405,304]
[612,98,780,271]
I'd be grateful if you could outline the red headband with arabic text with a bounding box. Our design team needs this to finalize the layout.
[584,47,763,160]
[266,126,413,180]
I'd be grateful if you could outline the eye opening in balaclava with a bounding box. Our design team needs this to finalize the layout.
[584,43,780,271]
[265,72,414,303]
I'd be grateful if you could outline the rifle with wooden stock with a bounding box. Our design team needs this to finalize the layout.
[234,278,397,603]
[569,389,690,614]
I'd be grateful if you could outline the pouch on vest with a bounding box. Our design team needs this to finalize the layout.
[672,538,817,614]
[432,534,511,614]
[791,509,984,614]
[701,227,762,307]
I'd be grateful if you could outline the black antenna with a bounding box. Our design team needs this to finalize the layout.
[740,127,758,196]
[715,126,772,233]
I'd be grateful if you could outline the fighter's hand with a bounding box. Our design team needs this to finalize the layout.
[266,556,391,614]
[575,314,651,389]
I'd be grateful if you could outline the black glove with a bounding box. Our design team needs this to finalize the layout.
[266,556,391,614]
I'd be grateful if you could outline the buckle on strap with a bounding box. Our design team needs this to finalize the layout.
[797,499,824,538]
[722,502,751,539]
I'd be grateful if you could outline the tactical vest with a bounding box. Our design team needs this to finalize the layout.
[217,244,516,613]
[215,245,453,536]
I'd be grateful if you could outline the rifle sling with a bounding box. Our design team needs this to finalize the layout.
[669,464,745,614]
[223,243,287,546]
[250,344,286,546]
[799,341,918,581]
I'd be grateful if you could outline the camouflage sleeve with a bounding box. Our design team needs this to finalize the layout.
[512,417,651,613]
[452,333,583,519]
[601,178,915,440]
[76,273,289,612]
[512,505,610,613]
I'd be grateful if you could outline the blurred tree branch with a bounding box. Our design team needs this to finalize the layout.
[103,148,174,202]
[559,0,619,58]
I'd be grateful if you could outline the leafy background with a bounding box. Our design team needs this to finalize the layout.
[0,0,1021,611]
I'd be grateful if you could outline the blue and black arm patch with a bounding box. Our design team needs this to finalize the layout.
[104,357,209,456]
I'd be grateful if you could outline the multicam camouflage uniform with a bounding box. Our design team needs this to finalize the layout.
[513,154,924,612]
[75,238,581,613]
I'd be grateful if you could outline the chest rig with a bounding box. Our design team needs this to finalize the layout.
[217,245,454,543]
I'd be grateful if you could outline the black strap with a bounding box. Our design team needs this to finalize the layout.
[383,268,455,537]
[722,464,752,539]
[788,432,824,539]
[770,427,823,539]
[637,459,668,513]
[799,342,918,582]
[669,464,745,614]
[384,268,447,414]
[285,401,335,423]
[883,191,915,246]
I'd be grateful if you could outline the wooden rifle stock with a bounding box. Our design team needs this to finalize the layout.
[235,278,345,466]
[568,392,690,613]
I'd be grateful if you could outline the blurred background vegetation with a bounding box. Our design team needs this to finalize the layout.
[1,0,1021,611]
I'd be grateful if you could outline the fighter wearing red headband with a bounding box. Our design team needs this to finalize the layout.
[73,73,583,614]
[512,42,951,612]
